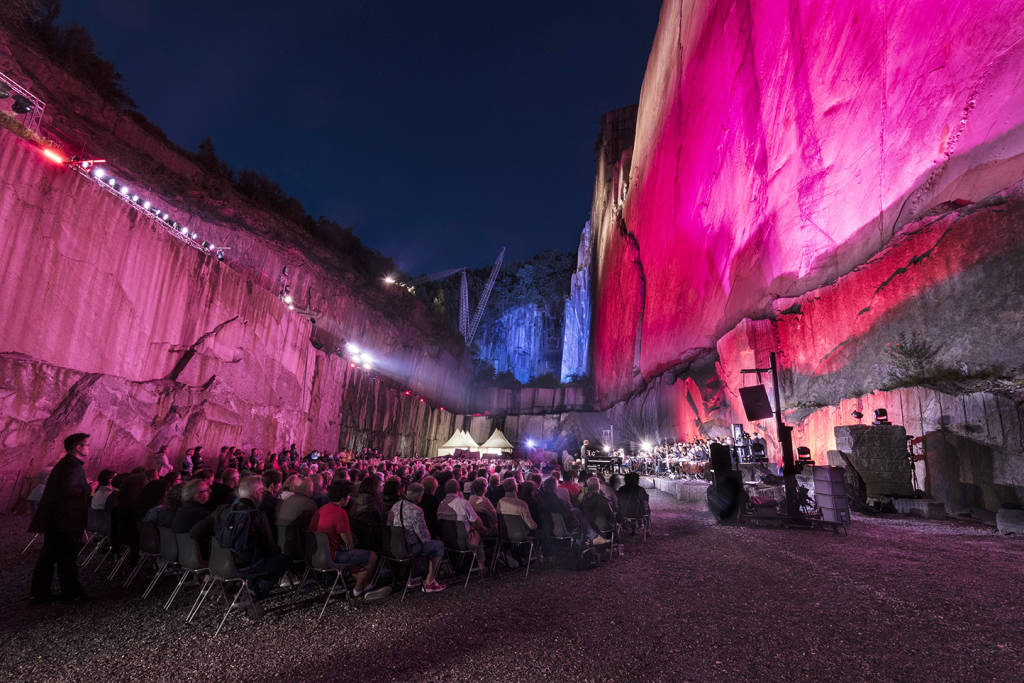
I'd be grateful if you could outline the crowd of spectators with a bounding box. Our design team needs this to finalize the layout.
[29,439,652,617]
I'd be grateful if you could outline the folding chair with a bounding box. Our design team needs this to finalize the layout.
[378,526,417,601]
[123,521,161,588]
[142,526,180,599]
[494,514,535,579]
[307,531,353,620]
[79,508,112,567]
[591,513,622,560]
[439,519,482,589]
[190,539,258,637]
[549,512,579,552]
[167,533,209,612]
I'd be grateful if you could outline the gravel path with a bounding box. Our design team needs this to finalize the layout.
[1,490,1021,681]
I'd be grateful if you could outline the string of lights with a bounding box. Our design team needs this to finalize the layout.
[38,146,229,260]
[36,141,447,409]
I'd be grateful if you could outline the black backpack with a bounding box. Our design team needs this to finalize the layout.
[216,501,255,563]
[566,543,599,571]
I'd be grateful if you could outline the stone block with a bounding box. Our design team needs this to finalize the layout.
[833,425,913,497]
[892,498,946,519]
[996,508,1024,534]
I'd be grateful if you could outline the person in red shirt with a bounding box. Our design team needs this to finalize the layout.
[309,481,383,599]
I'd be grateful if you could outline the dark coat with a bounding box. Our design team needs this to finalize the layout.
[28,454,90,535]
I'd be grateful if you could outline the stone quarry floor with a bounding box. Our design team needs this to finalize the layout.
[0,491,1021,682]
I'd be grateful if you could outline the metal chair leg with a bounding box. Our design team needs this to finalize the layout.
[107,547,130,581]
[318,570,342,621]
[142,560,169,599]
[524,543,533,579]
[187,576,212,623]
[123,553,150,588]
[165,569,192,610]
[21,533,39,555]
[214,581,246,637]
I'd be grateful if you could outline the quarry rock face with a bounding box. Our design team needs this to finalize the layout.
[0,128,469,508]
[592,0,1024,401]
[585,0,1024,515]
[560,221,593,383]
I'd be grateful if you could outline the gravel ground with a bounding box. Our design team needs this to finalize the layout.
[1,490,1022,682]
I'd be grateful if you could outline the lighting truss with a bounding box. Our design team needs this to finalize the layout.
[0,69,45,132]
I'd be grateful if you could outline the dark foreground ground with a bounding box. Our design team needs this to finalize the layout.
[1,490,1021,682]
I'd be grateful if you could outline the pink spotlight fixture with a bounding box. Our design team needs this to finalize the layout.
[41,148,65,164]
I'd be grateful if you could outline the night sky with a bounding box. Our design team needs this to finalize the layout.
[59,1,662,275]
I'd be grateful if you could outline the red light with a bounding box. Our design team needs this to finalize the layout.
[350,363,356,368]
[42,148,65,164]
[419,398,424,403]
[404,390,411,396]
[440,407,445,411]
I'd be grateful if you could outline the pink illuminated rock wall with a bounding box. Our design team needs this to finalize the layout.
[0,130,469,508]
[589,0,1024,512]
[593,0,1024,403]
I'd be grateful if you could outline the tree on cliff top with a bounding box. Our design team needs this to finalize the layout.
[25,1,136,110]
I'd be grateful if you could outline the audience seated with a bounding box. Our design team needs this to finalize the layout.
[190,475,289,606]
[496,478,537,531]
[259,470,284,526]
[419,476,441,537]
[437,478,487,573]
[349,475,386,552]
[309,481,388,599]
[616,472,651,522]
[209,468,240,508]
[468,478,497,534]
[172,479,212,536]
[90,470,115,511]
[386,482,445,593]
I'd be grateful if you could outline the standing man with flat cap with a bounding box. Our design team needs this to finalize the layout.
[29,432,92,602]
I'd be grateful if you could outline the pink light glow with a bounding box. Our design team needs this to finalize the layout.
[42,148,65,164]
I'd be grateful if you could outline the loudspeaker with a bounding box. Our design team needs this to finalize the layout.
[710,443,732,473]
[739,385,774,421]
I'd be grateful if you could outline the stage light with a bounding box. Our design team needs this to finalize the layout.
[42,148,65,164]
[603,445,610,452]
[284,294,293,305]
[120,186,129,195]
[11,94,31,114]
[350,362,356,369]
[346,342,359,354]
[108,178,116,186]
[361,354,373,365]
[384,275,395,285]
[131,195,139,202]
[94,168,106,179]
[362,362,371,370]
[143,200,151,209]
[526,439,535,448]
[180,226,188,234]
[288,304,294,310]
[641,441,652,451]
[404,390,411,396]
[419,398,424,403]
[191,232,198,239]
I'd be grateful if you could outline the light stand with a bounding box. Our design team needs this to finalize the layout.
[740,351,800,520]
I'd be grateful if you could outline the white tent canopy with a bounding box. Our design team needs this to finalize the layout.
[436,430,480,457]
[479,429,514,455]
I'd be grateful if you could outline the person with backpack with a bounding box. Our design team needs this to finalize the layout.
[190,475,289,613]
